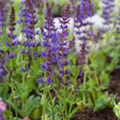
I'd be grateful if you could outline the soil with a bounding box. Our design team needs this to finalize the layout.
[71,69,120,120]
[109,69,120,103]
[71,108,118,120]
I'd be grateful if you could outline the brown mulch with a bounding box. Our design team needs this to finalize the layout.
[71,108,118,120]
[71,69,120,120]
[109,69,120,103]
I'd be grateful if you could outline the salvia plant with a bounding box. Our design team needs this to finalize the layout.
[0,0,120,120]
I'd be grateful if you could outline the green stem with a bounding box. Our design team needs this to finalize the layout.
[64,86,68,120]
[10,79,18,117]
[9,58,18,117]
[48,91,55,120]
[22,73,26,108]
[43,84,46,120]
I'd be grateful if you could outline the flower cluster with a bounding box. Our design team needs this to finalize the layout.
[18,0,39,43]
[0,1,5,36]
[80,0,94,19]
[18,0,40,72]
[0,111,4,120]
[0,2,5,76]
[23,0,40,47]
[0,50,6,79]
[0,0,7,60]
[74,0,94,40]
[60,5,70,31]
[8,7,16,41]
[25,0,38,40]
[57,5,71,84]
[18,1,26,32]
[116,1,120,36]
[39,4,71,85]
[39,3,56,84]
[0,64,5,79]
[0,100,7,112]
[22,117,30,120]
[0,0,6,78]
[102,0,115,26]
[6,6,18,60]
[0,100,7,120]
[74,0,94,83]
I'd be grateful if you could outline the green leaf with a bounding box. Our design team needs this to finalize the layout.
[21,96,41,117]
[114,102,120,119]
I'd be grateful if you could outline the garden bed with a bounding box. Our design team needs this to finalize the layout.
[109,69,120,103]
[71,69,120,120]
[1,0,120,119]
[71,108,117,120]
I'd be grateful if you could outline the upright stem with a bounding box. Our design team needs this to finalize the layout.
[48,91,55,120]
[63,85,68,120]
[43,83,46,120]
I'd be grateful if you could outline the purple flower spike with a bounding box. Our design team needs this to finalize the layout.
[40,3,57,84]
[8,7,16,40]
[0,0,6,50]
[74,0,94,65]
[0,63,6,78]
[116,1,120,37]
[102,0,115,26]
[74,0,94,84]
[25,0,38,41]
[6,7,18,61]
[0,1,6,36]
[59,5,70,31]
[0,111,4,120]
[56,5,71,84]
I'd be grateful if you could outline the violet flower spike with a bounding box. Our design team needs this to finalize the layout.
[40,3,56,85]
[0,111,4,120]
[102,0,115,26]
[0,63,6,78]
[59,5,70,31]
[0,0,6,50]
[116,1,120,37]
[19,0,41,73]
[74,0,94,84]
[6,7,17,59]
[0,1,6,36]
[8,7,16,40]
[25,0,38,41]
[57,5,71,85]
[22,0,41,55]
